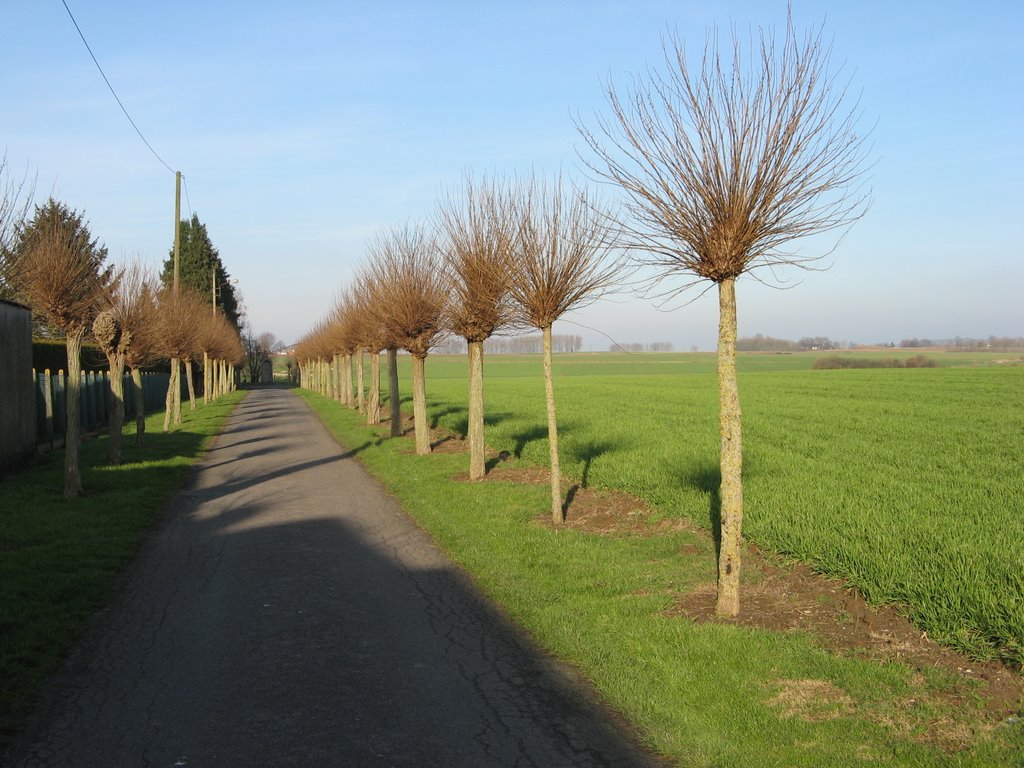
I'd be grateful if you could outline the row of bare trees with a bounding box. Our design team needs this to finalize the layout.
[295,174,620,523]
[296,15,869,619]
[0,192,245,496]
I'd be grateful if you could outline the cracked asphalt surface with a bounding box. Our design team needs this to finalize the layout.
[4,388,668,768]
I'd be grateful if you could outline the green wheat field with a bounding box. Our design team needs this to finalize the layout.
[404,350,1024,665]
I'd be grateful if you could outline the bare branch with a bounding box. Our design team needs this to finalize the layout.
[364,223,448,357]
[435,175,519,342]
[510,174,626,329]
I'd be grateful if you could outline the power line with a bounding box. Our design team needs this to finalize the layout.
[182,175,194,220]
[60,0,176,175]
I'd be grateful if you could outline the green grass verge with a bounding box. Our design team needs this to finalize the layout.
[0,391,246,748]
[298,387,1023,767]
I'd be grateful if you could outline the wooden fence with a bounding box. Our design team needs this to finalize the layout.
[1,300,35,470]
[31,369,183,451]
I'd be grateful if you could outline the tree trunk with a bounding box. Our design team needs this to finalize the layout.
[367,352,381,425]
[356,351,365,415]
[542,326,563,524]
[163,357,178,432]
[715,277,744,617]
[331,354,339,403]
[131,367,145,447]
[172,356,182,424]
[184,358,197,411]
[202,351,210,405]
[467,339,485,480]
[333,354,342,401]
[344,354,355,408]
[174,363,183,424]
[388,347,401,437]
[411,354,430,455]
[106,355,126,465]
[63,329,85,497]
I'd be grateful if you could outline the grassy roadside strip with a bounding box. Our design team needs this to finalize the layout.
[299,388,1022,767]
[0,390,247,749]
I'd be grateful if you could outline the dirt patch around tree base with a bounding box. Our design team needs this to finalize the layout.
[666,544,1023,723]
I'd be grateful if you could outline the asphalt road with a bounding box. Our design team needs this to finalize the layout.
[4,388,667,768]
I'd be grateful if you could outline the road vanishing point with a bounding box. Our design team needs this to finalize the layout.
[4,387,667,768]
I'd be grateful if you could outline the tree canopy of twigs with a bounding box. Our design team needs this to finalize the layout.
[578,15,870,617]
[367,225,448,359]
[511,175,623,523]
[511,176,621,329]
[436,176,518,343]
[578,18,870,293]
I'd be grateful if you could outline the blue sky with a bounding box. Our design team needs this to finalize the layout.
[3,1,1021,349]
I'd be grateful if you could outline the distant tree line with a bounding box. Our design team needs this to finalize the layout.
[432,334,585,355]
[739,334,1024,352]
[490,334,584,354]
[737,334,840,352]
[901,336,1024,351]
[608,341,674,352]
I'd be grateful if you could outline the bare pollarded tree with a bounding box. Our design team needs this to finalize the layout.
[511,176,623,524]
[198,311,237,403]
[367,224,448,455]
[436,176,518,479]
[579,16,870,616]
[350,267,393,426]
[360,236,406,437]
[156,288,204,431]
[121,273,159,446]
[329,295,360,409]
[10,199,111,495]
[93,259,159,463]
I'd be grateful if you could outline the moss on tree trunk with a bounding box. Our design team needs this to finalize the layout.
[715,277,743,617]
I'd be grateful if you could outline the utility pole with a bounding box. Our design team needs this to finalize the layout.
[211,267,217,317]
[173,170,181,295]
[167,170,182,429]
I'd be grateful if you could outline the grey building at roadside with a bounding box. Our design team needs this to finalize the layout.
[0,299,36,472]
